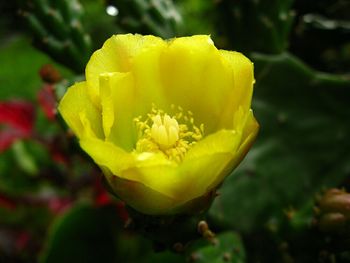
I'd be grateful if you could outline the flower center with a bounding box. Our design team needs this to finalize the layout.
[134,105,204,162]
[151,114,179,149]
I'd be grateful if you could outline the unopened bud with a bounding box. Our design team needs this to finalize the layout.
[319,189,350,217]
[318,213,346,232]
[223,252,232,262]
[197,220,209,234]
[39,64,62,83]
[172,242,184,253]
[316,188,350,234]
[197,220,215,241]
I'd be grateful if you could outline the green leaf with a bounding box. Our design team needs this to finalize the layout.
[209,52,350,232]
[142,232,245,263]
[11,141,39,176]
[40,203,121,263]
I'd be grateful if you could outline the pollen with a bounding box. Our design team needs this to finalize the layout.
[133,105,204,162]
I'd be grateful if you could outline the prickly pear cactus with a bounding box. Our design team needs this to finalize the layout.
[214,0,295,53]
[290,1,350,73]
[107,0,182,39]
[18,0,92,73]
[187,232,246,263]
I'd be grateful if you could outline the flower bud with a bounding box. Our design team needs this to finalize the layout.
[316,188,350,234]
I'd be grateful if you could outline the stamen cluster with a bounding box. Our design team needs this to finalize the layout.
[134,105,204,162]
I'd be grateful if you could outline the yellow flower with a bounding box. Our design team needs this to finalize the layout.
[58,34,259,215]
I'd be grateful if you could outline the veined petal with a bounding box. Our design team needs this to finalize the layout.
[204,116,259,194]
[185,129,241,160]
[99,72,137,151]
[181,152,234,202]
[119,152,181,199]
[80,136,182,200]
[103,169,178,215]
[104,167,219,215]
[177,130,241,201]
[130,39,168,115]
[219,50,255,129]
[58,82,103,139]
[159,35,233,133]
[80,137,134,174]
[86,34,165,106]
[236,110,259,162]
[203,111,259,192]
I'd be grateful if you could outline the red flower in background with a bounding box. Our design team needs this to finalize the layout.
[93,177,129,223]
[0,100,35,152]
[37,64,61,121]
[37,84,57,121]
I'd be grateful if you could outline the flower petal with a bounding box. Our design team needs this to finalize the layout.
[99,72,137,150]
[105,168,217,215]
[174,110,258,203]
[218,50,255,129]
[80,136,183,200]
[185,129,241,160]
[130,38,168,115]
[177,130,241,201]
[120,152,181,199]
[86,34,165,106]
[159,35,233,133]
[80,137,134,173]
[58,82,103,139]
[104,168,179,215]
[235,110,259,163]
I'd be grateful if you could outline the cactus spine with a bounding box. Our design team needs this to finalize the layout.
[18,0,92,73]
[107,0,182,39]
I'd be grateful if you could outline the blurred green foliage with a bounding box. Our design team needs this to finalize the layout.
[214,0,295,54]
[0,36,72,100]
[1,0,350,262]
[17,0,92,73]
[40,204,121,263]
[107,0,182,38]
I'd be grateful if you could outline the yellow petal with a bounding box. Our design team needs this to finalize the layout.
[130,39,168,115]
[202,111,259,192]
[177,130,241,201]
[174,110,258,203]
[104,168,217,215]
[80,137,134,173]
[104,170,178,215]
[235,110,259,162]
[159,35,233,133]
[219,50,255,129]
[58,82,103,139]
[120,152,181,199]
[99,72,137,150]
[185,129,241,160]
[85,34,165,106]
[80,136,182,200]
